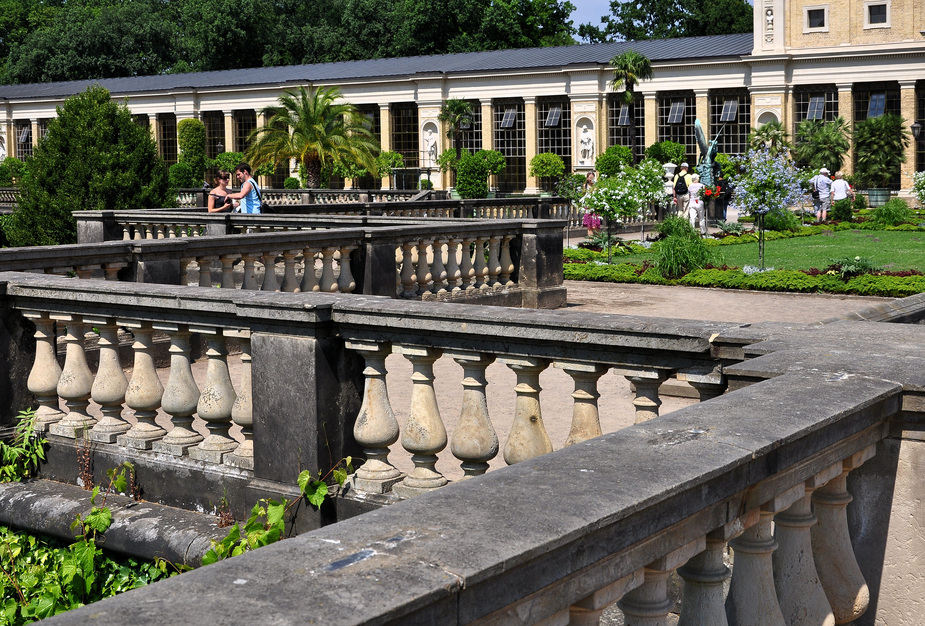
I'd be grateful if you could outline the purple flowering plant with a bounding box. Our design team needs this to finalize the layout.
[729,148,804,216]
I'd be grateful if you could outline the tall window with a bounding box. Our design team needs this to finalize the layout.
[234,110,257,154]
[794,87,838,128]
[202,112,225,159]
[494,99,526,193]
[608,95,645,162]
[133,114,150,130]
[456,100,482,155]
[37,119,49,144]
[15,121,32,159]
[390,103,419,189]
[157,114,177,165]
[853,83,900,122]
[657,93,696,165]
[709,91,751,155]
[537,98,571,176]
[355,105,382,189]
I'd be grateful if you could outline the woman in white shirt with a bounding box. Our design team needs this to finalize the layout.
[830,171,854,202]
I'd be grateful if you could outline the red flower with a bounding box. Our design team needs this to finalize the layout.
[705,189,713,196]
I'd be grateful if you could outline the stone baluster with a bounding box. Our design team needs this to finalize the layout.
[346,341,403,494]
[554,362,607,447]
[447,351,497,478]
[24,311,64,431]
[619,539,704,626]
[133,223,143,240]
[118,321,167,449]
[415,240,433,296]
[393,346,448,498]
[279,250,300,292]
[473,237,489,290]
[122,224,132,240]
[197,256,215,288]
[727,492,799,626]
[622,370,671,424]
[178,257,192,286]
[75,265,95,280]
[225,332,254,470]
[337,246,356,293]
[486,235,502,290]
[152,325,203,456]
[300,248,319,292]
[501,357,552,465]
[260,251,281,291]
[86,318,131,443]
[102,262,126,282]
[179,224,189,237]
[241,253,259,290]
[166,224,177,238]
[154,224,166,239]
[774,471,841,626]
[569,570,644,626]
[219,255,236,289]
[144,223,155,239]
[319,247,338,292]
[811,446,875,624]
[678,527,737,626]
[430,238,447,295]
[444,238,462,293]
[49,315,96,438]
[678,367,727,402]
[189,330,238,463]
[459,238,476,292]
[499,235,515,287]
[400,242,417,297]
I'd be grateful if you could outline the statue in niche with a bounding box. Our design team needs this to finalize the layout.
[579,125,595,164]
[766,9,774,31]
[423,129,438,166]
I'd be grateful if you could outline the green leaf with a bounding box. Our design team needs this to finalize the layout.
[83,507,112,534]
[265,499,286,527]
[201,549,219,566]
[332,468,347,486]
[297,470,312,495]
[90,486,100,505]
[305,480,329,508]
[112,471,127,494]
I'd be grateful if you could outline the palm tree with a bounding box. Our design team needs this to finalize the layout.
[610,50,653,164]
[438,99,474,162]
[748,120,792,157]
[246,86,379,189]
[794,117,851,172]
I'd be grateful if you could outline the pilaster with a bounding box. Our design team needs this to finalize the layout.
[379,104,392,189]
[30,119,39,151]
[837,84,854,175]
[900,80,917,190]
[258,111,271,189]
[223,111,234,153]
[695,89,709,160]
[643,92,658,150]
[480,99,493,151]
[524,97,539,194]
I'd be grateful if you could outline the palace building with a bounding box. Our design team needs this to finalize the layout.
[1,0,923,192]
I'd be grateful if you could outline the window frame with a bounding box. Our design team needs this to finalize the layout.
[803,5,829,32]
[863,0,890,28]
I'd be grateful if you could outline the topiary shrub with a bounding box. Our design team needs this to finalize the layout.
[645,140,686,165]
[5,86,169,247]
[870,197,913,227]
[456,152,490,198]
[419,178,434,190]
[283,177,300,189]
[168,162,199,189]
[177,118,207,180]
[1,157,26,185]
[529,153,565,191]
[595,146,632,177]
[830,198,853,222]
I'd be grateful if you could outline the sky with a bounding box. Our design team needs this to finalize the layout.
[570,1,613,30]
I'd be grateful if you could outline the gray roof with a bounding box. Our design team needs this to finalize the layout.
[0,33,753,101]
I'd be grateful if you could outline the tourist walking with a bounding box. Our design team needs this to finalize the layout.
[810,167,832,222]
[830,171,855,202]
[673,162,693,217]
[227,163,263,214]
[687,173,707,235]
[207,171,233,213]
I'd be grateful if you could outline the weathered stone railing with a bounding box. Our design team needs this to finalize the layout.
[4,274,925,623]
[260,188,432,206]
[0,186,20,207]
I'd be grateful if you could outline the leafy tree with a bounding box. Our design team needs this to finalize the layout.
[374,151,404,188]
[438,99,474,162]
[168,162,199,188]
[246,86,379,189]
[210,151,245,175]
[177,118,207,180]
[595,145,633,177]
[794,117,851,173]
[529,152,565,191]
[456,149,506,198]
[748,121,792,158]
[578,0,752,43]
[609,50,652,165]
[5,86,169,247]
[176,0,273,72]
[645,140,686,165]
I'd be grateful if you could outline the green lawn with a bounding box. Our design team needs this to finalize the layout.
[616,230,925,272]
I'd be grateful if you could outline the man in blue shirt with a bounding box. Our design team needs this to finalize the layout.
[227,163,262,214]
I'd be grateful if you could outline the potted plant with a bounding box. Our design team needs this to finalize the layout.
[794,117,850,173]
[528,152,565,194]
[853,113,910,206]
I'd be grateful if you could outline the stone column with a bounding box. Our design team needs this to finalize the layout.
[643,92,658,151]
[695,89,709,160]
[836,84,854,176]
[678,522,741,626]
[225,332,254,470]
[258,111,271,189]
[223,110,234,153]
[393,346,448,498]
[622,370,670,424]
[618,539,704,626]
[118,321,167,449]
[23,311,63,431]
[900,80,917,190]
[87,317,131,443]
[480,99,494,151]
[153,325,203,456]
[569,570,643,626]
[501,357,552,464]
[30,119,39,152]
[49,315,96,438]
[379,104,392,189]
[337,246,357,293]
[347,340,402,494]
[554,362,607,446]
[447,351,497,478]
[812,446,875,624]
[189,330,238,463]
[524,97,540,194]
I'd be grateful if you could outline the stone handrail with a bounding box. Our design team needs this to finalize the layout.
[0,187,21,207]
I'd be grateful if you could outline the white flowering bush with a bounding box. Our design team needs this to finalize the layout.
[581,175,641,224]
[912,171,925,209]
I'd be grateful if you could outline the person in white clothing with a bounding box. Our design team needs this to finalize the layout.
[687,173,707,235]
[830,171,854,202]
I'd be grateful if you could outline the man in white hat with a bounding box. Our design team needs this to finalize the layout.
[810,167,832,222]
[672,162,693,217]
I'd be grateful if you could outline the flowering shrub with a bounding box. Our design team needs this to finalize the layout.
[729,148,804,217]
[581,175,641,224]
[697,184,722,201]
[912,171,925,208]
[582,212,602,230]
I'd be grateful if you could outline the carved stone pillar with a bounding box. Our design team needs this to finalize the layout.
[430,239,447,294]
[189,331,238,463]
[337,246,356,293]
[726,508,788,626]
[24,311,64,431]
[501,357,552,464]
[301,247,319,292]
[219,255,236,289]
[400,242,417,298]
[447,351,497,478]
[260,251,281,291]
[87,318,131,443]
[347,341,402,493]
[280,250,300,292]
[153,325,203,455]
[49,315,96,438]
[570,570,643,626]
[619,539,704,626]
[415,240,433,296]
[499,235,515,287]
[554,361,607,446]
[225,332,254,470]
[393,346,448,498]
[445,239,462,293]
[118,321,167,449]
[623,370,670,423]
[459,238,476,292]
[241,254,259,290]
[320,247,338,292]
[472,237,488,290]
[679,535,733,625]
[486,235,502,290]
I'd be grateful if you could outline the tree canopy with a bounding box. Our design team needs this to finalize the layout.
[578,0,752,43]
[0,0,578,84]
